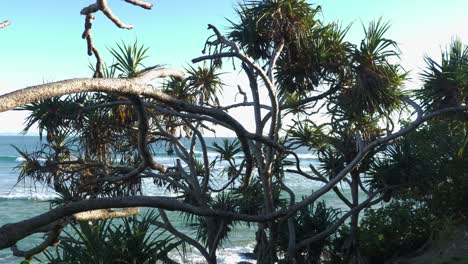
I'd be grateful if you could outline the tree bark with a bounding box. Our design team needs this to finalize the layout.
[347,170,363,264]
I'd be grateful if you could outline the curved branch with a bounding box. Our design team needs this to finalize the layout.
[130,95,168,173]
[0,195,288,250]
[98,0,133,29]
[283,103,468,219]
[11,224,63,260]
[0,68,183,112]
[155,209,211,263]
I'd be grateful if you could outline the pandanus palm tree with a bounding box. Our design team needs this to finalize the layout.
[417,39,468,113]
[229,0,320,61]
[186,64,224,106]
[314,19,408,264]
[278,201,340,264]
[331,19,407,126]
[108,40,152,78]
[275,23,353,96]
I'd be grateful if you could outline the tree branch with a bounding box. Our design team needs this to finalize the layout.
[0,20,11,29]
[130,95,168,173]
[283,103,468,219]
[156,209,211,263]
[11,223,63,260]
[73,207,139,221]
[80,0,153,77]
[124,0,153,9]
[0,195,289,250]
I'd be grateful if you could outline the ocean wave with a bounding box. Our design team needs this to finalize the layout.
[170,244,256,264]
[284,153,317,160]
[0,155,20,162]
[0,155,49,163]
[296,153,317,159]
[193,150,218,158]
[15,157,26,162]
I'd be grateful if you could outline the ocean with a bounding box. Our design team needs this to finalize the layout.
[0,136,351,264]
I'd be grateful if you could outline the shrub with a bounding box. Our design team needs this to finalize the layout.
[359,200,432,263]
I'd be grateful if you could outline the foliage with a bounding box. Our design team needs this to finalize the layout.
[43,211,182,264]
[185,192,240,248]
[186,64,224,105]
[417,39,468,113]
[331,18,407,123]
[359,200,432,263]
[278,200,340,263]
[368,119,468,214]
[109,40,152,78]
[17,94,86,140]
[209,139,241,162]
[362,118,468,262]
[229,0,321,60]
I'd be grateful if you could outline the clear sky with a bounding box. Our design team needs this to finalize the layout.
[0,0,467,135]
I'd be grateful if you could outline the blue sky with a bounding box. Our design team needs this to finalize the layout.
[0,0,467,134]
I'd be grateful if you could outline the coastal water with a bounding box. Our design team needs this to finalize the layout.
[0,136,351,263]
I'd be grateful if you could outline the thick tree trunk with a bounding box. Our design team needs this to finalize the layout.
[206,217,219,264]
[347,170,363,264]
[256,170,278,263]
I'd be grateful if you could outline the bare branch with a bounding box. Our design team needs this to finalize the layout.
[279,179,297,263]
[82,14,95,56]
[281,83,341,110]
[156,209,211,263]
[402,95,423,121]
[81,13,103,77]
[80,0,153,77]
[73,208,139,221]
[193,25,276,114]
[284,103,468,219]
[92,47,104,78]
[80,3,100,15]
[0,195,288,250]
[124,0,153,9]
[0,20,11,29]
[355,130,365,151]
[130,95,168,173]
[0,68,184,112]
[98,0,133,29]
[236,85,248,103]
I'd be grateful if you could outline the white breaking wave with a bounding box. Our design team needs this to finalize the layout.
[13,157,48,163]
[170,243,256,264]
[294,153,317,159]
[0,192,58,200]
[14,157,25,162]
